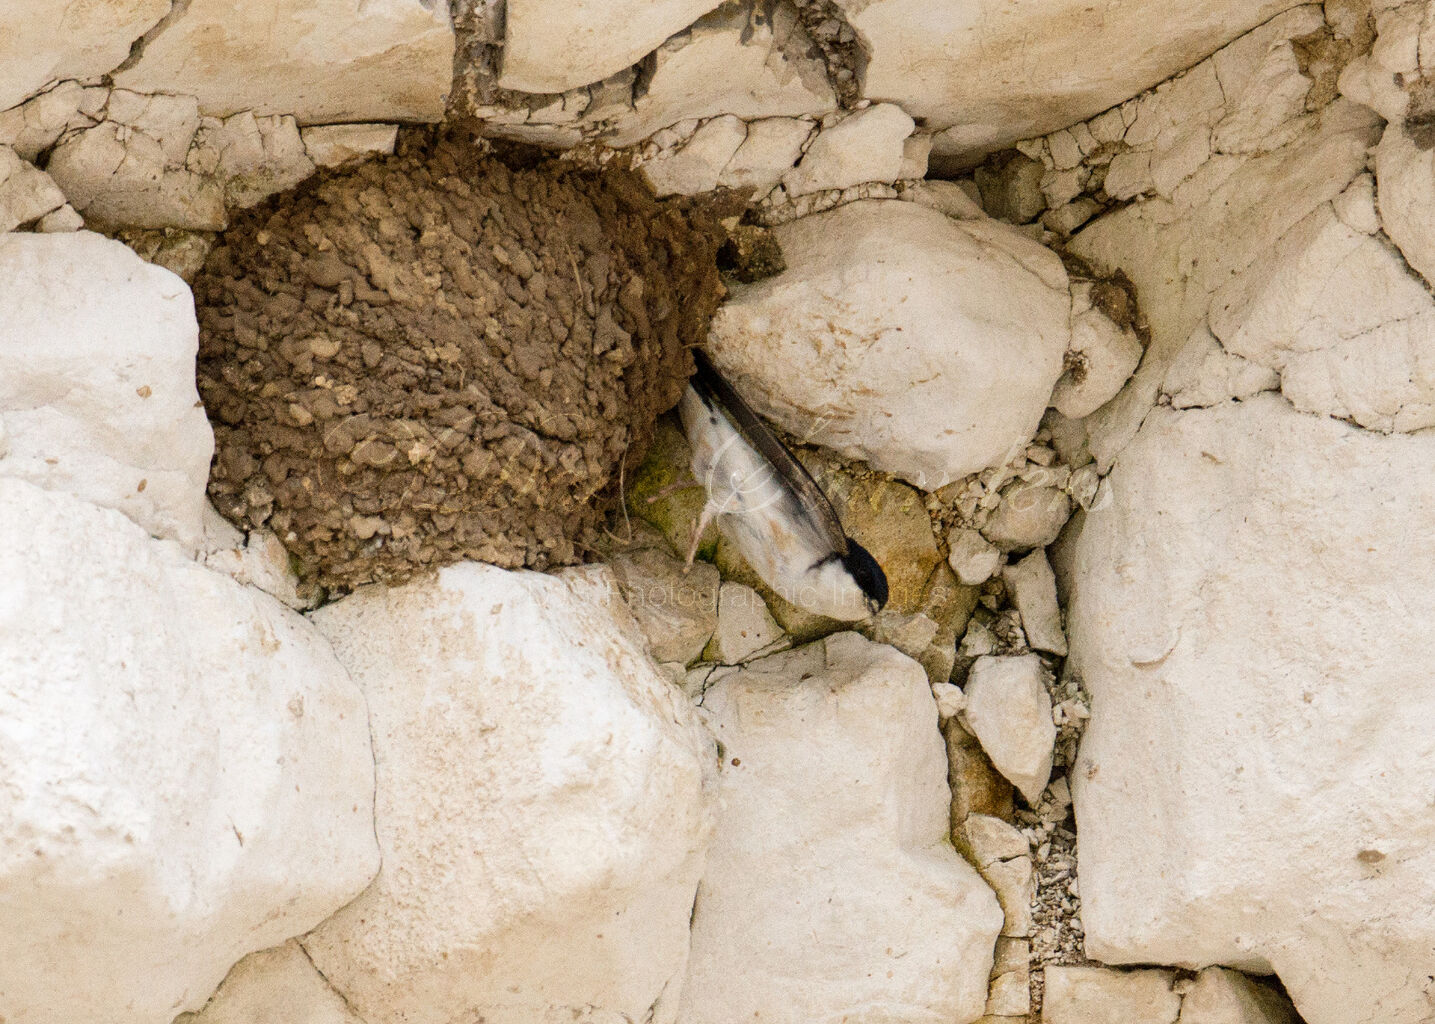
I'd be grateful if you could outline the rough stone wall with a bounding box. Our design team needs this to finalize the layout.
[3,3,1434,1024]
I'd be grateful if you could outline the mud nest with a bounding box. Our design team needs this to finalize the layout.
[195,133,725,591]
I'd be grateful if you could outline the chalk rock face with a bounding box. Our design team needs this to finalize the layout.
[839,0,1304,163]
[1375,125,1435,297]
[705,581,786,665]
[0,145,68,230]
[300,122,399,169]
[609,545,720,666]
[0,0,168,111]
[781,103,916,196]
[47,102,323,231]
[706,200,1070,489]
[177,942,364,1024]
[1051,280,1143,419]
[603,1,835,147]
[719,117,814,196]
[1209,199,1435,433]
[641,114,749,197]
[0,478,378,1024]
[305,563,717,1024]
[1179,966,1300,1024]
[1042,966,1182,1024]
[1338,3,1419,125]
[962,654,1055,803]
[0,231,213,549]
[1067,395,1435,1024]
[1066,96,1379,469]
[113,0,454,124]
[683,633,1003,1024]
[501,0,725,94]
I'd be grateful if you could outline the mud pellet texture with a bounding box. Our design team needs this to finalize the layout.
[195,134,724,592]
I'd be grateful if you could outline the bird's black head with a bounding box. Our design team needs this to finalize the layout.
[841,540,888,612]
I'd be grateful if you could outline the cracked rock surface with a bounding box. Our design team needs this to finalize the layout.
[0,477,378,1024]
[1068,395,1435,1024]
[687,632,1002,1024]
[113,0,454,125]
[305,562,716,1024]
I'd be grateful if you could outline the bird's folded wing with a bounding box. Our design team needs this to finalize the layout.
[689,348,849,558]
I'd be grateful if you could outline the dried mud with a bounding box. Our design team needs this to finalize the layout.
[196,133,725,592]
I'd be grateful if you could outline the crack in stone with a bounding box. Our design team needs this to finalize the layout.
[112,0,193,76]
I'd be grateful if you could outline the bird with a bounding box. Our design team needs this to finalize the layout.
[676,348,888,621]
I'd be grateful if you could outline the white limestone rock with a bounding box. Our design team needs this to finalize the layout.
[705,581,785,665]
[1103,149,1155,201]
[1044,197,1102,236]
[603,1,835,147]
[707,200,1070,489]
[1331,173,1379,236]
[981,481,1072,553]
[177,942,364,1024]
[641,114,747,197]
[46,116,226,231]
[1210,199,1435,432]
[202,527,317,612]
[900,179,988,221]
[304,563,717,1024]
[1338,3,1420,124]
[47,96,322,231]
[844,0,1303,164]
[931,681,967,720]
[113,0,454,124]
[718,116,813,195]
[1067,395,1435,1024]
[981,854,1034,939]
[948,527,1003,585]
[0,478,378,1024]
[1042,967,1182,1024]
[1151,124,1214,198]
[0,145,67,230]
[196,111,316,210]
[501,0,724,94]
[962,655,1054,804]
[608,545,720,666]
[1178,967,1299,1024]
[957,814,1029,867]
[899,133,932,179]
[1161,327,1279,410]
[782,103,915,196]
[301,122,399,169]
[1210,41,1311,156]
[683,633,1003,1024]
[1002,550,1065,656]
[0,231,212,549]
[108,88,201,162]
[35,203,84,232]
[0,80,91,162]
[860,608,939,667]
[985,970,1030,1017]
[954,814,1034,939]
[1375,124,1435,294]
[1050,281,1144,420]
[1067,99,1380,471]
[1208,4,1328,124]
[0,0,169,112]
